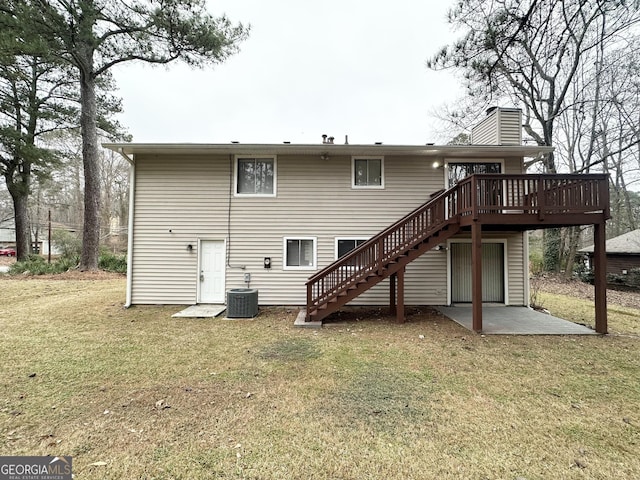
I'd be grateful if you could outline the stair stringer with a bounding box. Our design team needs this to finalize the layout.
[308,220,461,323]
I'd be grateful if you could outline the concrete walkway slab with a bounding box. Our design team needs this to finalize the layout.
[435,306,596,335]
[293,309,322,328]
[172,305,226,318]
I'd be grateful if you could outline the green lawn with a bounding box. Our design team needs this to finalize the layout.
[1,278,638,479]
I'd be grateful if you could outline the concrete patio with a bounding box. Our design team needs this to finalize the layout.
[436,306,597,335]
[172,304,226,318]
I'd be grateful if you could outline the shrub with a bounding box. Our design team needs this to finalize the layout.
[627,268,640,289]
[529,250,544,276]
[52,229,82,260]
[99,251,127,274]
[573,261,594,284]
[8,250,126,276]
[607,268,640,289]
[8,256,68,275]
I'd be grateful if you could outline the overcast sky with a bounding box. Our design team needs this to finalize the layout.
[112,0,464,145]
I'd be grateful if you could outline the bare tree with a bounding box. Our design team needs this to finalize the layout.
[428,0,640,271]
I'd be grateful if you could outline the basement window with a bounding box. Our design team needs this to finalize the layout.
[335,237,369,268]
[335,238,368,259]
[284,237,316,270]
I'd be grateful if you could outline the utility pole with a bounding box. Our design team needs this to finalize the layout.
[48,209,52,263]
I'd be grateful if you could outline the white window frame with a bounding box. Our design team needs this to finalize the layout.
[334,237,370,260]
[352,156,385,189]
[234,155,277,197]
[283,237,317,270]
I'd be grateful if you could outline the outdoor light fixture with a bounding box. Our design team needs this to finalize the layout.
[264,257,271,269]
[435,245,447,251]
[187,244,193,252]
[432,160,443,169]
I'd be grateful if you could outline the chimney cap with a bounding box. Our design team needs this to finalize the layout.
[486,106,522,115]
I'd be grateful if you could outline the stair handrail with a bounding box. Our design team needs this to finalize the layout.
[305,172,610,317]
[306,182,463,309]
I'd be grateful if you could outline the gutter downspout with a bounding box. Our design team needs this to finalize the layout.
[116,148,135,307]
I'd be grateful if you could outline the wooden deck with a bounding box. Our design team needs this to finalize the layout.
[305,174,610,333]
[456,174,609,228]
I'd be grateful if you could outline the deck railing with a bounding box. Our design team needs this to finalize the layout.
[306,173,609,318]
[456,173,610,219]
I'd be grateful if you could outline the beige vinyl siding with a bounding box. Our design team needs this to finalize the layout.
[225,154,446,305]
[130,153,450,305]
[503,157,524,174]
[471,118,500,145]
[507,232,526,305]
[471,109,522,145]
[130,153,526,306]
[499,110,523,145]
[131,155,230,304]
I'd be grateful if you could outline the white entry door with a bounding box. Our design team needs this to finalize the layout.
[199,240,225,303]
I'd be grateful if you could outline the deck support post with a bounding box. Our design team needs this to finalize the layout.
[389,274,396,315]
[396,267,405,323]
[472,221,483,332]
[594,222,608,334]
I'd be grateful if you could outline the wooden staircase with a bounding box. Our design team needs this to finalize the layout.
[305,185,462,323]
[305,173,611,325]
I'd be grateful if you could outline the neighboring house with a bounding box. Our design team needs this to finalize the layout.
[0,219,16,247]
[579,229,640,276]
[104,107,610,333]
[41,222,78,256]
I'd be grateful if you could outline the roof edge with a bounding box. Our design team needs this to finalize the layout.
[102,142,554,158]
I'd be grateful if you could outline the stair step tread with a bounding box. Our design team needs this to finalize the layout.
[305,207,460,323]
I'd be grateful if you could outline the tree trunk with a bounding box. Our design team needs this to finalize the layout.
[543,228,562,272]
[7,177,31,261]
[541,143,561,272]
[79,71,101,271]
[564,226,581,279]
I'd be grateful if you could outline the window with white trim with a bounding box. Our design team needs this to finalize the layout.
[352,156,384,188]
[284,237,316,270]
[335,238,368,259]
[336,237,369,268]
[235,156,276,196]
